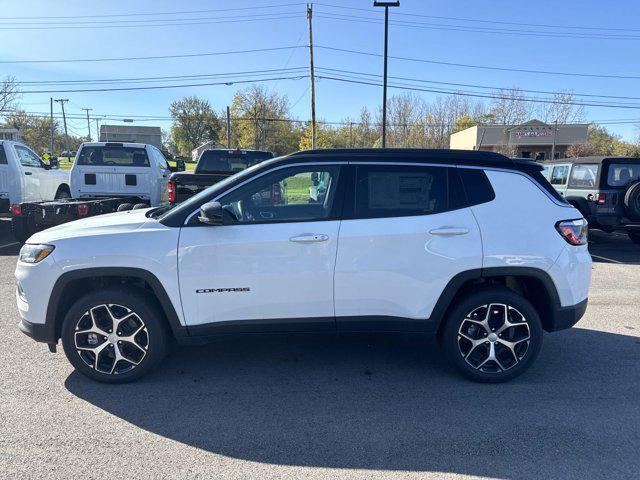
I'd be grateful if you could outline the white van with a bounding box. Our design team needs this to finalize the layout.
[0,140,70,213]
[70,142,173,207]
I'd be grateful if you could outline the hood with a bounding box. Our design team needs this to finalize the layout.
[28,208,154,243]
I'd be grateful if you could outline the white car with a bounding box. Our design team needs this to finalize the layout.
[70,142,173,207]
[16,148,591,383]
[0,140,70,213]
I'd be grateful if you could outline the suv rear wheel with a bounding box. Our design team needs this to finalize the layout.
[442,288,543,383]
[61,288,168,383]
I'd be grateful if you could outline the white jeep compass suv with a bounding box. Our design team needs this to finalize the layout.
[16,149,591,383]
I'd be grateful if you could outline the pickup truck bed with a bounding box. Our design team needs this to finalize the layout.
[168,171,231,203]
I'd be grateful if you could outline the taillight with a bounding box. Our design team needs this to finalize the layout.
[556,219,588,245]
[10,204,21,215]
[168,180,175,202]
[596,193,606,205]
[77,204,89,216]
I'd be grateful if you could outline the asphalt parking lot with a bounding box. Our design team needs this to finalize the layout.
[0,219,638,480]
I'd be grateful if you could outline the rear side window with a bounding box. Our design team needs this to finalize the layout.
[550,165,569,185]
[354,165,448,218]
[0,145,6,164]
[569,164,599,188]
[458,169,495,206]
[76,146,150,167]
[607,163,640,187]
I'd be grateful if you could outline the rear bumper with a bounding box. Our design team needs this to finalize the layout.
[547,298,588,332]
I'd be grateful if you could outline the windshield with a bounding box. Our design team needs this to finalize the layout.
[197,150,273,174]
[607,163,640,187]
[77,146,149,167]
[156,156,283,221]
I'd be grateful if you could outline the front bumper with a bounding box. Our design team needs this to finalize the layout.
[546,297,588,332]
[18,318,56,344]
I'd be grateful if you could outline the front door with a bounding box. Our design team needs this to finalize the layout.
[13,144,44,202]
[178,164,344,333]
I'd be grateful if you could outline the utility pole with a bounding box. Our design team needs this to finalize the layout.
[226,105,231,148]
[54,99,69,154]
[373,1,399,148]
[49,98,54,155]
[307,3,316,149]
[95,117,101,142]
[82,108,92,141]
[551,119,558,160]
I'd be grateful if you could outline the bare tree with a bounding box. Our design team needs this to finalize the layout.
[0,76,19,114]
[489,88,531,125]
[537,91,585,124]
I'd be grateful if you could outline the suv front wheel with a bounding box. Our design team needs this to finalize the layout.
[441,288,543,383]
[61,288,168,383]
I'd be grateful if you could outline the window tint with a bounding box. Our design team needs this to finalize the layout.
[458,168,495,205]
[14,145,42,168]
[607,163,640,187]
[197,150,273,174]
[569,164,599,188]
[354,165,448,218]
[0,145,7,165]
[219,165,340,224]
[550,165,569,185]
[76,146,150,167]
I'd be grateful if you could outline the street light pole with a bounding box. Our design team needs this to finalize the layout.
[374,1,399,148]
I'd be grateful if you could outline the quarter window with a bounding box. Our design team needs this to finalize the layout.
[219,165,340,223]
[550,165,569,185]
[14,145,42,168]
[569,164,599,188]
[0,145,7,164]
[354,165,448,218]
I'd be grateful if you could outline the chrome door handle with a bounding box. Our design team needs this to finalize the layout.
[24,171,32,175]
[429,227,469,236]
[290,234,329,243]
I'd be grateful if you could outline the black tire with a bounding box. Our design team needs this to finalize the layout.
[132,203,149,210]
[627,230,640,244]
[61,288,168,383]
[441,287,543,383]
[117,203,133,212]
[11,216,33,244]
[623,181,640,222]
[54,186,71,200]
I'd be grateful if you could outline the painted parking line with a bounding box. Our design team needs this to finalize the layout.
[590,254,624,264]
[0,242,19,250]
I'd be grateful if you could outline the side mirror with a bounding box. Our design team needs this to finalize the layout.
[176,159,186,172]
[198,201,223,226]
[49,158,59,169]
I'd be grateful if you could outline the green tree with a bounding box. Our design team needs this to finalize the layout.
[3,110,83,155]
[169,96,222,157]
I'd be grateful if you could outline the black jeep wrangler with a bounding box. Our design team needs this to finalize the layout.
[541,156,640,244]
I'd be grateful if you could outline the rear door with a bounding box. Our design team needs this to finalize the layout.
[0,143,12,208]
[72,145,152,200]
[334,163,482,331]
[12,144,44,202]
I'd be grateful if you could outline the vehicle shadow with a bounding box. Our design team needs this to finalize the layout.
[65,328,640,478]
[0,219,20,257]
[589,229,640,264]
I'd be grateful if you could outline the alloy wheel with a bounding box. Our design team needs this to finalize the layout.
[73,304,149,375]
[457,303,531,373]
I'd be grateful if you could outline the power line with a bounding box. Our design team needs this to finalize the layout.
[315,45,640,80]
[0,45,305,64]
[0,3,306,20]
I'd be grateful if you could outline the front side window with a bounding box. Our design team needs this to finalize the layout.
[550,165,569,185]
[76,146,150,167]
[14,145,42,168]
[569,164,599,188]
[219,165,340,224]
[354,165,448,218]
[607,163,640,187]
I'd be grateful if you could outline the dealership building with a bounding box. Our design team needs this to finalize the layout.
[450,119,589,160]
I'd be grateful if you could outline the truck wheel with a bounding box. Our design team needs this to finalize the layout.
[623,181,640,221]
[55,186,71,200]
[11,216,33,244]
[61,288,168,383]
[132,203,149,210]
[627,230,640,244]
[117,203,133,212]
[441,287,543,383]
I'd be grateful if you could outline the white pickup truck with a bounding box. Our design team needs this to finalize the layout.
[0,140,70,214]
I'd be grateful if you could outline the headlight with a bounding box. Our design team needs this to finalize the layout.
[19,244,55,263]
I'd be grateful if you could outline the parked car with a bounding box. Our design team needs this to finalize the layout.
[10,142,185,242]
[541,156,640,243]
[168,148,273,203]
[16,148,591,384]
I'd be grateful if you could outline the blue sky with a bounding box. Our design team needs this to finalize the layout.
[2,0,640,140]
